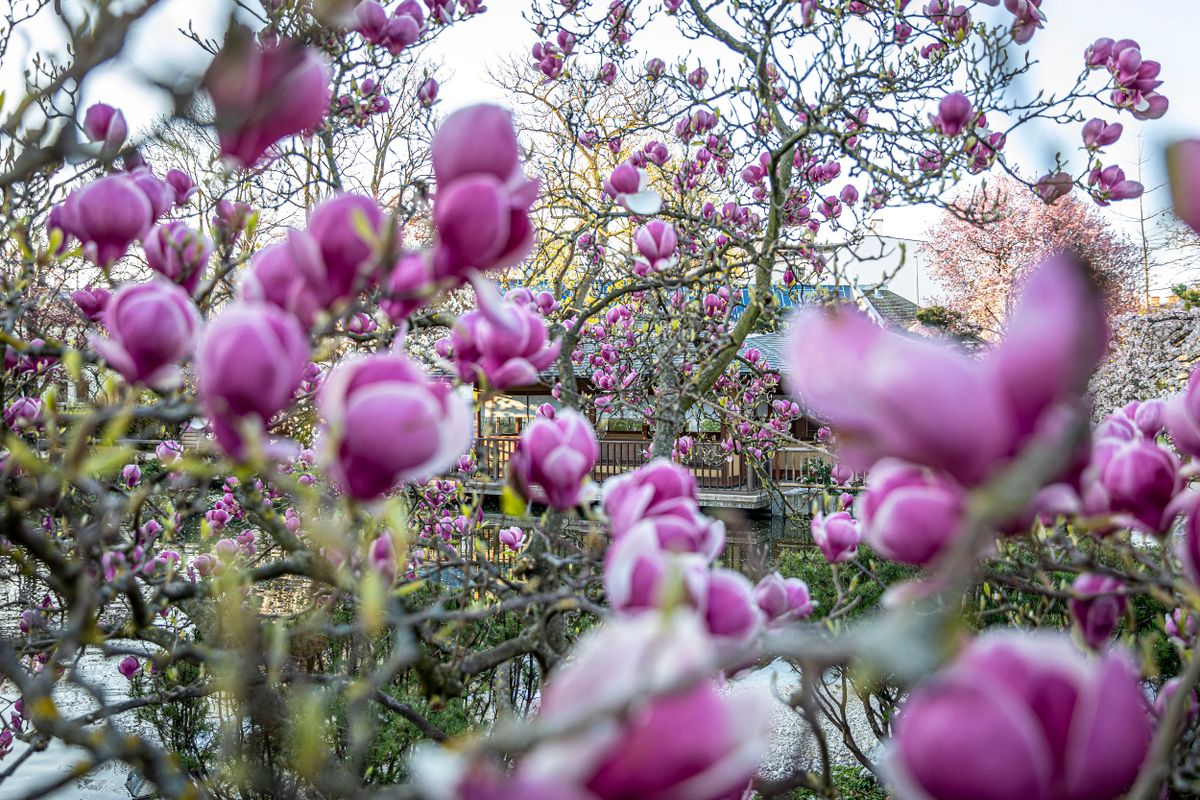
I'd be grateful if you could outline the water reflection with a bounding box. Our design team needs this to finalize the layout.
[0,544,315,799]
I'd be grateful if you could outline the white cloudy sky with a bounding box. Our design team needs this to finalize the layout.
[8,0,1199,292]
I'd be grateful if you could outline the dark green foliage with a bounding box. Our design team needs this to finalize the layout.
[132,658,217,777]
[914,305,965,330]
[1172,283,1200,310]
[778,546,919,621]
[790,766,888,799]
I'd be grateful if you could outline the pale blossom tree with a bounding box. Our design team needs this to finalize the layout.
[923,177,1141,337]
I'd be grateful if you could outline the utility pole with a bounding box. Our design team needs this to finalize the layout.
[1137,136,1151,310]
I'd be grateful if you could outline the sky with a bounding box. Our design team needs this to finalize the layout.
[8,0,1200,294]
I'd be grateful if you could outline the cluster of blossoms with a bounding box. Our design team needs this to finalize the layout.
[531,30,574,81]
[437,287,560,389]
[334,78,391,126]
[1086,36,1168,120]
[712,350,803,464]
[50,162,196,269]
[0,697,26,756]
[353,1,426,55]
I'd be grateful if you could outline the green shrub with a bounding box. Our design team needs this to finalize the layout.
[790,765,888,799]
[778,545,918,621]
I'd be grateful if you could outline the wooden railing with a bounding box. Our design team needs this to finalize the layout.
[473,435,754,491]
[768,447,832,485]
[472,437,833,492]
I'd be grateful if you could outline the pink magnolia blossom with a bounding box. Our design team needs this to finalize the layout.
[810,511,861,563]
[197,302,310,457]
[603,161,662,215]
[702,569,764,647]
[886,632,1151,800]
[510,409,598,510]
[4,397,42,431]
[788,255,1105,485]
[602,522,708,613]
[318,354,473,500]
[1081,436,1183,534]
[143,222,211,295]
[213,199,254,246]
[754,571,814,621]
[1068,573,1126,650]
[71,286,111,322]
[1081,118,1123,150]
[122,463,141,488]
[603,459,725,560]
[91,281,199,388]
[1034,171,1074,205]
[83,103,128,153]
[381,251,436,322]
[930,92,973,136]
[57,174,154,266]
[1087,164,1143,205]
[632,220,678,275]
[1166,139,1200,236]
[352,0,426,52]
[499,526,525,551]
[155,440,183,464]
[1003,0,1045,44]
[309,193,396,301]
[1166,364,1200,457]
[241,231,329,329]
[118,656,140,680]
[431,104,538,277]
[165,169,195,206]
[515,612,771,800]
[858,459,966,566]
[204,28,331,168]
[444,290,560,388]
[417,77,439,107]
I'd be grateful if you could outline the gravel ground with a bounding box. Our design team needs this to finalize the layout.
[729,660,882,783]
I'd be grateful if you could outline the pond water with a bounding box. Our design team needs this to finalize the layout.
[0,578,150,798]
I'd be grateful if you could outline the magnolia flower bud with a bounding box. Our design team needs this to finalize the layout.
[197,302,310,457]
[930,92,973,136]
[603,459,724,560]
[118,656,140,680]
[810,511,861,564]
[83,103,128,153]
[318,354,473,500]
[143,222,212,295]
[510,409,598,510]
[58,175,154,266]
[1068,573,1126,650]
[858,459,965,566]
[888,632,1151,800]
[431,104,537,279]
[71,286,111,322]
[91,281,199,387]
[204,27,331,167]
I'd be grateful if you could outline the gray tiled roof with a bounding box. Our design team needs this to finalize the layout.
[859,287,920,330]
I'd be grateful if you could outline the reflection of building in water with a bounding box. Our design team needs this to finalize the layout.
[255,576,316,616]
